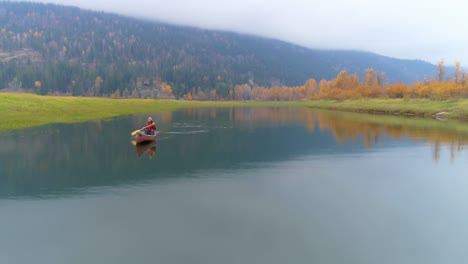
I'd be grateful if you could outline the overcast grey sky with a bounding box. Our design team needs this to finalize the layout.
[40,0,467,65]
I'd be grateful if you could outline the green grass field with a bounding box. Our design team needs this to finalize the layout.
[2,92,468,132]
[0,93,302,131]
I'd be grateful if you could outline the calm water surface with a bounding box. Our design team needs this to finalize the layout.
[1,107,468,264]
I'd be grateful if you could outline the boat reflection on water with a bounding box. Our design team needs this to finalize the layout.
[131,140,157,159]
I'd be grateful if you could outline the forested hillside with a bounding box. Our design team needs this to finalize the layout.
[0,2,437,98]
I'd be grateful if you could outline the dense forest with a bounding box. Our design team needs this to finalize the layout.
[0,2,440,98]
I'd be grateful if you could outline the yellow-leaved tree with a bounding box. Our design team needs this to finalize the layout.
[364,68,374,87]
[436,59,445,82]
[304,78,317,99]
[94,76,103,95]
[454,62,461,84]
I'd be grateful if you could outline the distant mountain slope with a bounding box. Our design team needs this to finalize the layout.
[0,2,436,97]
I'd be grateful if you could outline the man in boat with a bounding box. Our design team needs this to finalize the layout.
[142,117,156,135]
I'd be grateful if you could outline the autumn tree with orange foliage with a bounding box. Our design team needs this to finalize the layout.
[234,84,252,100]
[304,78,317,99]
[385,83,407,98]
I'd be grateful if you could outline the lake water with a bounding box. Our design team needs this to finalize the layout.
[1,107,468,264]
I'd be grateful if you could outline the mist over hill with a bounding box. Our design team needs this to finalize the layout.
[0,2,437,97]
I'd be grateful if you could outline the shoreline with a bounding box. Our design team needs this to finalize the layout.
[303,98,468,120]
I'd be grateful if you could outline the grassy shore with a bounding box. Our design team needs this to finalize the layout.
[2,92,468,131]
[0,93,302,131]
[303,98,468,120]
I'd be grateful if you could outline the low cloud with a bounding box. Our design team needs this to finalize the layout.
[41,0,468,65]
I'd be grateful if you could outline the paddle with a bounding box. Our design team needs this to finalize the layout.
[131,128,143,136]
